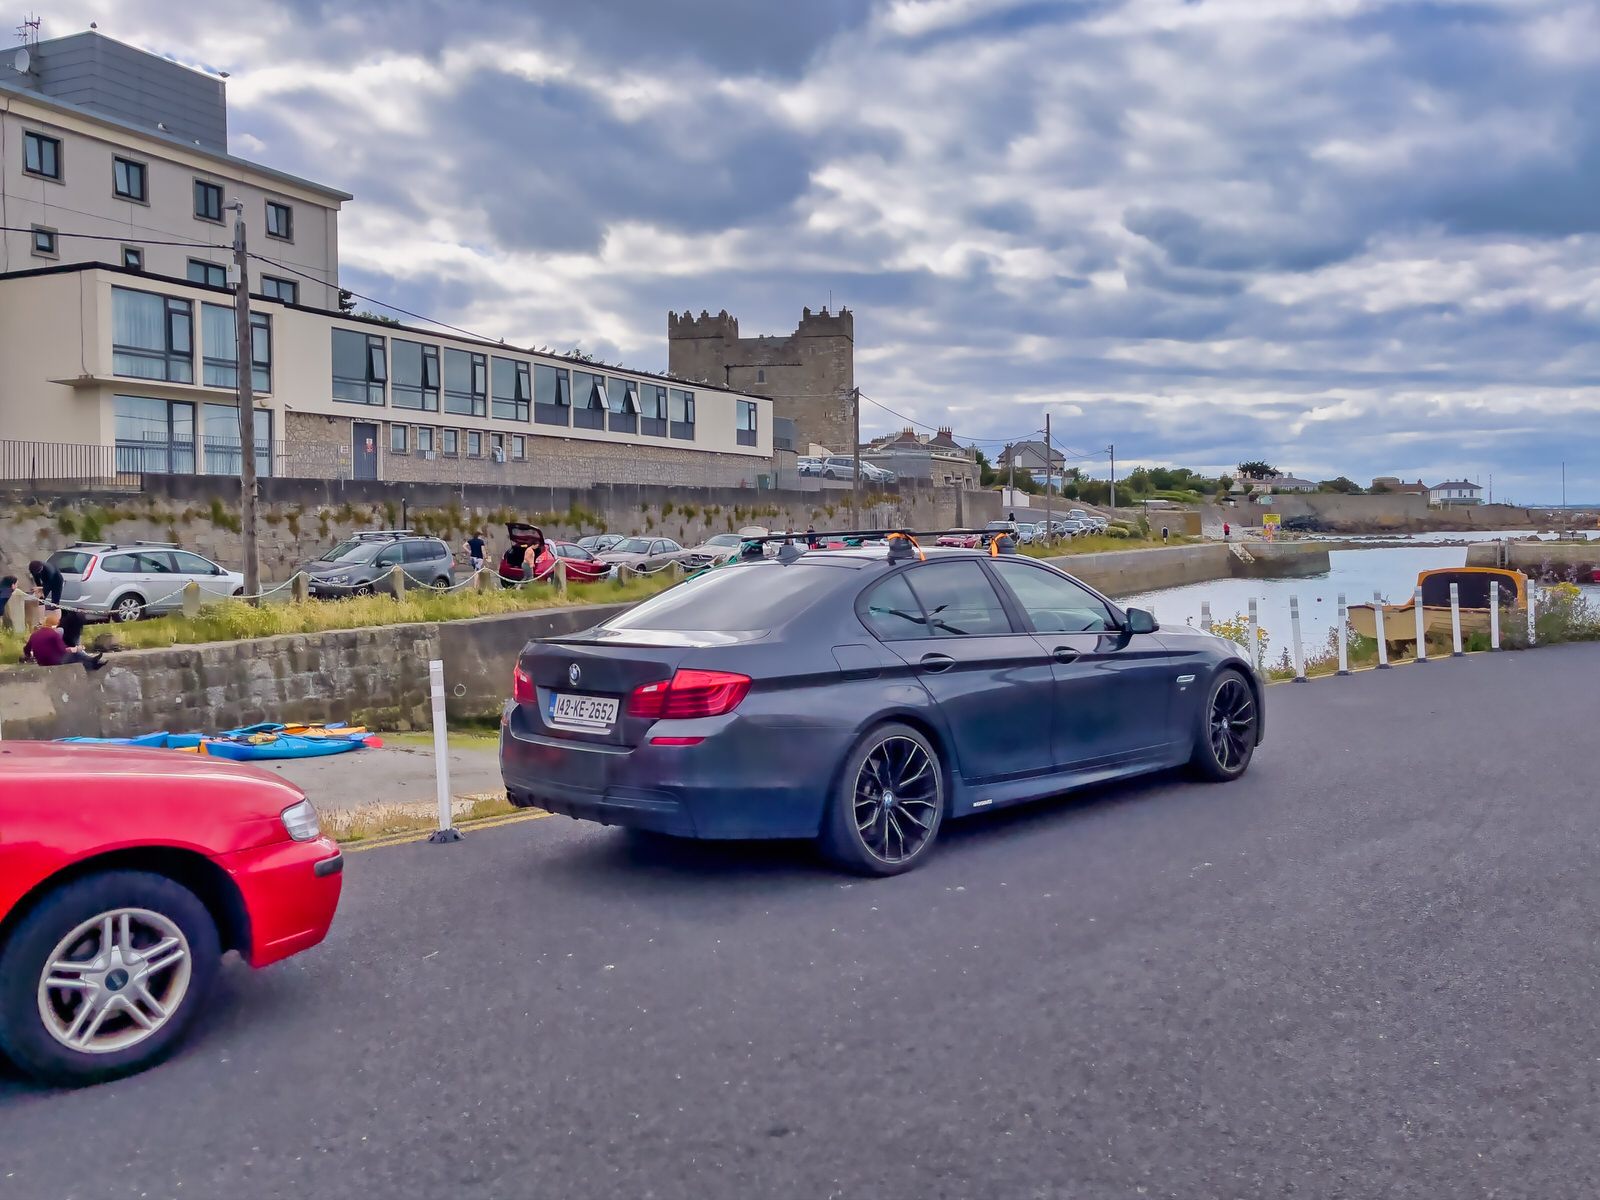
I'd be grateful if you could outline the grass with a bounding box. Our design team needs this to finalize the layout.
[324,791,519,844]
[1,573,675,664]
[383,729,500,753]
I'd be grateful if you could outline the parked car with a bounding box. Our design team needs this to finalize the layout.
[861,462,897,484]
[0,742,342,1085]
[673,533,750,571]
[1068,509,1090,521]
[797,458,826,478]
[501,543,1262,876]
[819,455,892,483]
[598,537,684,572]
[47,542,244,623]
[550,541,610,583]
[303,530,455,597]
[577,534,626,554]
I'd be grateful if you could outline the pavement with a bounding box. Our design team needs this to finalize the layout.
[4,644,1600,1199]
[260,733,505,811]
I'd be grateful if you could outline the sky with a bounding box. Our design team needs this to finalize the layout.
[37,0,1600,502]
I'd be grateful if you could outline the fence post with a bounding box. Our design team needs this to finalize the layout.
[553,556,568,599]
[1336,593,1350,675]
[291,570,310,604]
[1200,599,1212,633]
[475,566,495,594]
[4,590,26,632]
[426,659,461,843]
[181,580,202,620]
[1490,580,1500,650]
[1413,586,1427,664]
[1528,586,1537,647]
[1374,590,1390,668]
[618,564,635,584]
[1290,595,1307,682]
[383,564,405,599]
[1450,582,1464,656]
[1247,598,1259,670]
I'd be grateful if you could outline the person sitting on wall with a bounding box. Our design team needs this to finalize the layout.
[28,558,64,607]
[22,609,105,672]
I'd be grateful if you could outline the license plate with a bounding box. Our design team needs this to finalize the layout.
[547,692,619,732]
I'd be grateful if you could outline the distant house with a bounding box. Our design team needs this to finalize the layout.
[1371,477,1429,495]
[998,440,1065,482]
[1269,476,1318,492]
[1430,480,1483,506]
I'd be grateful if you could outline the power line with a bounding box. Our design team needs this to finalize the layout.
[0,224,230,251]
[856,391,1035,446]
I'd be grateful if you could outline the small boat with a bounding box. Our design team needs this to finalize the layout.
[201,733,368,761]
[1349,567,1527,647]
[58,723,375,759]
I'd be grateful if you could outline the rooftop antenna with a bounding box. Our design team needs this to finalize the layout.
[16,13,40,46]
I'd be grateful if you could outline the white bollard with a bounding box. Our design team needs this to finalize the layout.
[426,659,461,843]
[1450,582,1464,656]
[1290,595,1307,682]
[1489,580,1500,650]
[1247,598,1259,670]
[1413,586,1427,664]
[1200,600,1212,633]
[1528,586,1537,647]
[1336,593,1350,675]
[1374,590,1391,668]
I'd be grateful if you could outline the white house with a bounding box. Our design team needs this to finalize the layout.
[1429,480,1483,506]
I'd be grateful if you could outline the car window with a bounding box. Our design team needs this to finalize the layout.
[321,539,375,562]
[859,573,929,641]
[900,561,1013,637]
[403,541,439,563]
[614,538,652,554]
[375,545,404,566]
[606,562,855,632]
[705,534,741,547]
[101,553,137,573]
[171,551,219,575]
[137,552,176,573]
[47,551,93,574]
[989,560,1117,633]
[660,540,681,552]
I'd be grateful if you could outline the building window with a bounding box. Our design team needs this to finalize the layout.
[417,426,434,454]
[607,377,640,435]
[30,225,57,258]
[491,432,505,461]
[113,157,147,202]
[492,357,532,421]
[442,428,458,456]
[757,369,765,383]
[194,180,224,222]
[737,400,759,447]
[511,434,526,461]
[641,384,668,437]
[467,430,483,457]
[122,246,144,270]
[188,259,227,288]
[201,403,272,477]
[261,276,298,305]
[392,340,441,411]
[390,424,408,453]
[201,304,271,392]
[670,388,696,440]
[265,201,293,241]
[114,395,195,475]
[443,348,487,416]
[23,131,60,180]
[112,288,194,383]
[332,328,386,404]
[574,371,607,430]
[534,364,570,426]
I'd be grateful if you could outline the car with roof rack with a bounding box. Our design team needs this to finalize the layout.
[46,542,244,623]
[500,527,1264,876]
[301,529,455,597]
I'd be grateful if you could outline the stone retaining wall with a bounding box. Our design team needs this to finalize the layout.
[1047,542,1330,597]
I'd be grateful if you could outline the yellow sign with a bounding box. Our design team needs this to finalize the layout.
[1262,514,1282,528]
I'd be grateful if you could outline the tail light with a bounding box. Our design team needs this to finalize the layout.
[81,555,97,581]
[512,663,536,704]
[629,669,751,720]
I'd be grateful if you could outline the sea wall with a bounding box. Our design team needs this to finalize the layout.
[1203,495,1538,534]
[1465,541,1599,578]
[1046,542,1330,597]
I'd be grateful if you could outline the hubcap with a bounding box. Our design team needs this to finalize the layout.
[1209,678,1256,771]
[37,908,192,1055]
[854,736,939,864]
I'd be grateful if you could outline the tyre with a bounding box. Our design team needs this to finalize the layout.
[0,870,221,1086]
[232,587,245,597]
[821,723,946,876]
[1190,669,1258,782]
[432,576,451,590]
[111,593,145,623]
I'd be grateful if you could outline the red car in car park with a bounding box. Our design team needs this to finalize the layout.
[550,541,611,583]
[0,742,343,1086]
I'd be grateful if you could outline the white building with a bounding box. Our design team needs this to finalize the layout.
[0,31,773,489]
[1429,480,1483,506]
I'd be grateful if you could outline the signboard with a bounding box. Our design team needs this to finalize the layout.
[1262,514,1281,528]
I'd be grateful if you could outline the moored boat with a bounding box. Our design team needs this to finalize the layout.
[1348,567,1527,647]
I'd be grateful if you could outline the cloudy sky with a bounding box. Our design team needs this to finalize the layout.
[47,0,1600,500]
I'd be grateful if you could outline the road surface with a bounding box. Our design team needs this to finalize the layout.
[4,645,1597,1199]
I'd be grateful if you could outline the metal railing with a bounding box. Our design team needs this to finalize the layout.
[1,439,140,488]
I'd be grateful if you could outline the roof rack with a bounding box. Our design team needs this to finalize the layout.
[733,528,1022,564]
[350,529,415,540]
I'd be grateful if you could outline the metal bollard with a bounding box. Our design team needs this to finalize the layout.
[426,659,461,843]
[1336,593,1350,675]
[1247,598,1259,670]
[1413,586,1427,664]
[1374,590,1390,668]
[1200,600,1212,633]
[1450,581,1464,656]
[1489,580,1500,650]
[1528,586,1537,646]
[1290,595,1307,682]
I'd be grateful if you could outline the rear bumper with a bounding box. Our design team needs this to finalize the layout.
[215,835,343,967]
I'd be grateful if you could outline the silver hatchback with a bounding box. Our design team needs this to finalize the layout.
[47,542,244,622]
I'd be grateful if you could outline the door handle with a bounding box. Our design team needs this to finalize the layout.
[1052,647,1081,664]
[918,653,956,673]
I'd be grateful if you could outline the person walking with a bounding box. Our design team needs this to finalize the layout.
[28,558,63,607]
[1223,522,1231,539]
[1161,525,1169,544]
[464,531,487,573]
[22,610,104,671]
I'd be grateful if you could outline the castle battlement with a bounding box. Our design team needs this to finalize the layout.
[668,309,740,341]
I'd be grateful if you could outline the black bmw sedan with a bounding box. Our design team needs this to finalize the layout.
[500,544,1263,875]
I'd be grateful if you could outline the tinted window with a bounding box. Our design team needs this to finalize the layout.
[990,560,1117,632]
[321,540,379,563]
[102,554,138,573]
[47,551,93,574]
[606,562,854,632]
[860,573,929,641]
[137,552,176,573]
[403,541,440,563]
[375,545,403,566]
[171,551,219,574]
[901,561,1012,637]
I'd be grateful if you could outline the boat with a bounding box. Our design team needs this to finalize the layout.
[200,733,369,761]
[58,723,377,759]
[1348,567,1527,647]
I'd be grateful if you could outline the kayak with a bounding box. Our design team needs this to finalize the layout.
[59,732,204,750]
[202,734,367,761]
[59,722,376,759]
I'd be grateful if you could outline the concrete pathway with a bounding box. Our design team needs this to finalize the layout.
[261,733,504,810]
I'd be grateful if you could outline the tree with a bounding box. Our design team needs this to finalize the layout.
[1237,460,1278,480]
[1318,476,1360,494]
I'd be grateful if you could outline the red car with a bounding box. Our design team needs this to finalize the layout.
[0,743,343,1086]
[550,540,610,583]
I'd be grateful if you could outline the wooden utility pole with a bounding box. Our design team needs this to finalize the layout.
[851,386,860,529]
[1108,443,1116,513]
[1044,413,1052,545]
[229,201,261,602]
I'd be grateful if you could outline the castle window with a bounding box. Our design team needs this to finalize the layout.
[757,369,765,383]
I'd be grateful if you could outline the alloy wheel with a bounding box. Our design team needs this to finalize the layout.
[853,736,940,865]
[37,908,192,1055]
[113,596,142,622]
[1209,676,1256,771]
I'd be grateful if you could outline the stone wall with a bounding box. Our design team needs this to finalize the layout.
[1047,542,1331,597]
[1208,494,1539,533]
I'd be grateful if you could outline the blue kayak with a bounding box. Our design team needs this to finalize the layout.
[59,732,203,750]
[202,734,366,761]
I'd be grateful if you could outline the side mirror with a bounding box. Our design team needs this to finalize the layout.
[1125,607,1159,634]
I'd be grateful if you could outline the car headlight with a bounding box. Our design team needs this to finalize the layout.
[281,798,321,841]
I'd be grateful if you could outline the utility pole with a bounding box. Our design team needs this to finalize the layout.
[851,386,861,529]
[1108,443,1116,513]
[1562,461,1567,533]
[228,200,260,604]
[1044,413,1052,545]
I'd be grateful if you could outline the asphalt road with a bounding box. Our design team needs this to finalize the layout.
[4,645,1599,1199]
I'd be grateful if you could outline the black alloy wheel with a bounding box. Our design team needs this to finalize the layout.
[1191,670,1256,781]
[822,723,945,876]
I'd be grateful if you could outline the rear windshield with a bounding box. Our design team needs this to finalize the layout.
[47,551,93,574]
[605,562,857,632]
[320,540,380,563]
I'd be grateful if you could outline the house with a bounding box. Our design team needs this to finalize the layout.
[862,428,978,488]
[998,440,1065,482]
[1269,476,1318,492]
[1429,480,1483,506]
[1372,477,1429,495]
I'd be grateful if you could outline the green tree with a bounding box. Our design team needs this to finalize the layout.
[1238,460,1278,480]
[1318,476,1360,493]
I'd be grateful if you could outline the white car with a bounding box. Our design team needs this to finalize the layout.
[47,542,244,622]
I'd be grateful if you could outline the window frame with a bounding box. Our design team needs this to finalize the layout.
[331,328,387,406]
[261,276,298,305]
[391,339,442,412]
[122,245,144,271]
[201,303,272,393]
[113,394,197,475]
[441,428,459,456]
[23,130,61,181]
[443,348,488,417]
[467,430,483,457]
[640,384,669,437]
[111,288,194,384]
[491,356,532,422]
[193,179,224,223]
[573,371,607,430]
[113,156,148,203]
[670,388,696,440]
[736,399,759,447]
[187,259,227,289]
[30,224,58,259]
[897,560,1018,639]
[390,424,408,454]
[534,364,571,426]
[265,200,294,241]
[416,426,435,454]
[511,434,526,461]
[986,558,1120,634]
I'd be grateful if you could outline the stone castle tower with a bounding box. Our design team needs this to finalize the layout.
[667,307,855,454]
